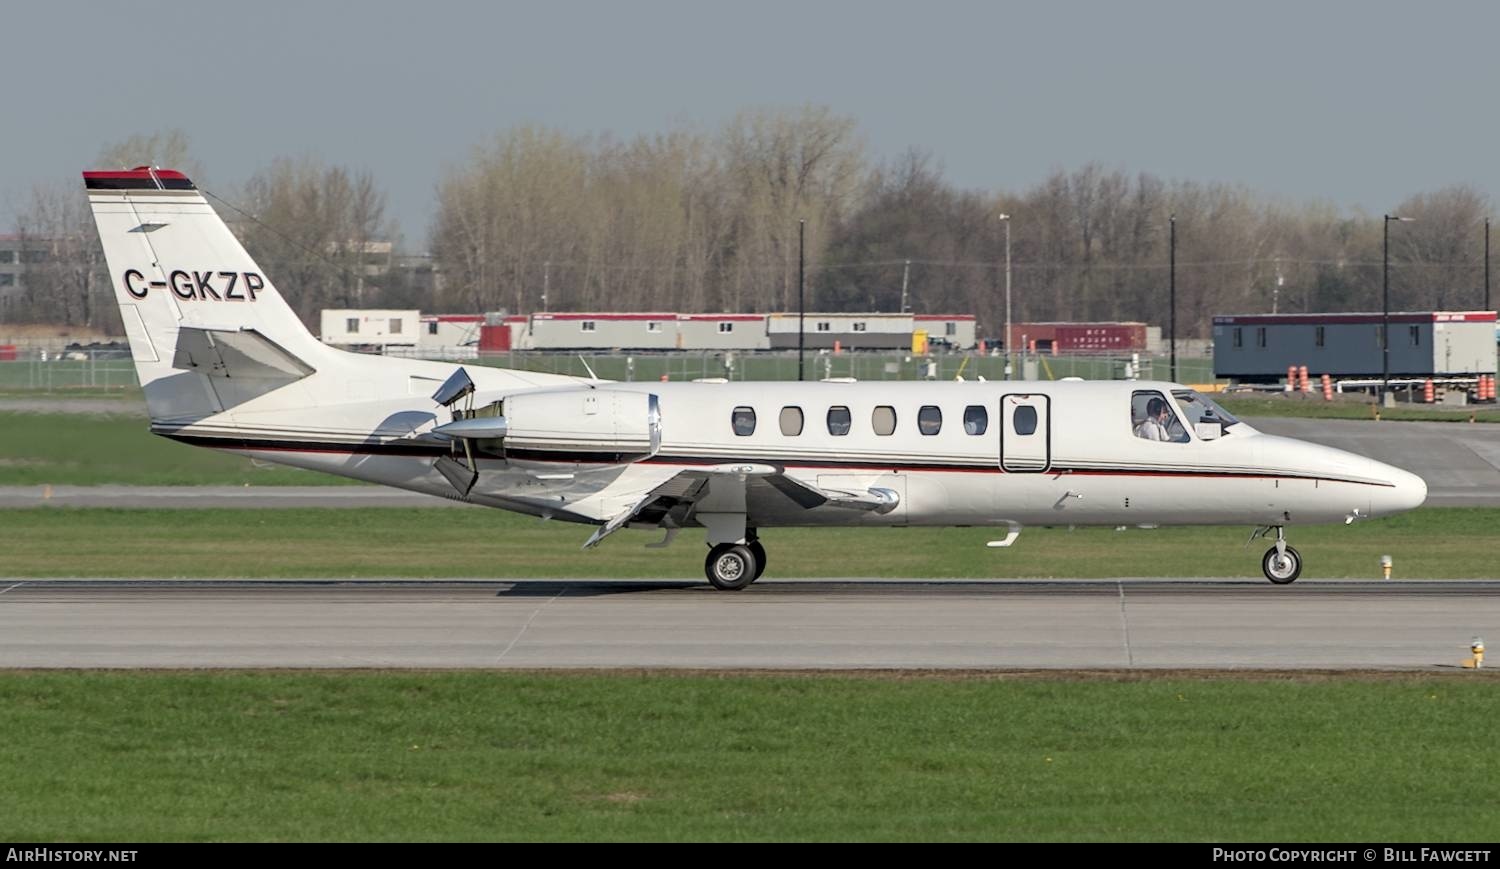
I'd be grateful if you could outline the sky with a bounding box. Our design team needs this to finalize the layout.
[6,0,1500,243]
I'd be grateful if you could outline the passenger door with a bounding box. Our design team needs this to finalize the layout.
[1000,394,1050,472]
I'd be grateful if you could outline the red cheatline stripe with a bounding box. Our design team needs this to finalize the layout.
[82,168,191,181]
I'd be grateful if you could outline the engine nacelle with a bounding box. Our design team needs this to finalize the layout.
[501,388,661,462]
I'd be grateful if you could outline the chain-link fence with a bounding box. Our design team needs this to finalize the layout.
[465,349,1217,384]
[0,349,138,392]
[0,347,1218,393]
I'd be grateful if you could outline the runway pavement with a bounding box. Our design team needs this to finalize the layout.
[1,579,1495,670]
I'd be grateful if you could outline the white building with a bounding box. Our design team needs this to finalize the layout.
[526,313,683,350]
[675,314,770,350]
[320,309,419,351]
[417,314,484,359]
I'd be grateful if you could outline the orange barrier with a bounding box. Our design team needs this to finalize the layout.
[1321,374,1333,401]
[1424,378,1435,403]
[660,374,669,382]
[1286,365,1296,393]
[1299,365,1311,393]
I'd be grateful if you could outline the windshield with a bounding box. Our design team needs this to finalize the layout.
[1172,390,1242,433]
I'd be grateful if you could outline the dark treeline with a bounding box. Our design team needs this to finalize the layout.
[6,115,1494,338]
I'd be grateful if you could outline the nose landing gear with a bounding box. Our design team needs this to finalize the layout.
[1257,526,1302,584]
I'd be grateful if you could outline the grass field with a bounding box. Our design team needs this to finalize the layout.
[0,671,1495,841]
[0,412,356,486]
[2,506,1495,579]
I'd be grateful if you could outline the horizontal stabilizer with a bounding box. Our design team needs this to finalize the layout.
[172,327,315,382]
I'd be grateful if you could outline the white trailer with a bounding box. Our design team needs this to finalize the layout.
[320,309,419,351]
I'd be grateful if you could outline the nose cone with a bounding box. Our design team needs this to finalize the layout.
[1370,463,1428,516]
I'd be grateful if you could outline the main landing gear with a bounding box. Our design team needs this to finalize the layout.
[1257,525,1302,585]
[705,533,767,591]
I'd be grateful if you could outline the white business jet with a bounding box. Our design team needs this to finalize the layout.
[84,167,1427,589]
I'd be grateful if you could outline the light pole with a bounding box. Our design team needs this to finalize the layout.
[1169,214,1176,383]
[798,219,805,382]
[1383,214,1414,401]
[998,213,1012,379]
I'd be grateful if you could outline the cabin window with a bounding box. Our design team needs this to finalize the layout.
[1375,325,1385,348]
[872,406,897,436]
[346,318,359,334]
[779,406,804,436]
[1256,327,1266,349]
[581,321,596,333]
[918,405,942,435]
[428,321,439,335]
[1233,327,1242,348]
[389,318,403,334]
[1131,390,1188,443]
[853,322,867,332]
[647,321,661,333]
[1409,325,1421,346]
[731,406,756,436]
[826,406,852,436]
[719,322,734,333]
[817,321,831,332]
[946,322,957,336]
[1012,406,1038,436]
[1315,326,1324,348]
[963,405,988,435]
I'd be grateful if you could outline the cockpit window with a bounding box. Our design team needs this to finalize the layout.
[1172,390,1241,440]
[1131,390,1189,443]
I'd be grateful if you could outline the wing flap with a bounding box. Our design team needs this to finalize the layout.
[581,465,899,549]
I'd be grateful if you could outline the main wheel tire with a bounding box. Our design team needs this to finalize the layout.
[1262,545,1302,584]
[748,540,767,581]
[706,544,757,591]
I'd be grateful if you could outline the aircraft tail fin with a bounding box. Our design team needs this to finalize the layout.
[83,167,328,421]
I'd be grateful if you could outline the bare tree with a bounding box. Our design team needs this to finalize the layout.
[238,157,395,323]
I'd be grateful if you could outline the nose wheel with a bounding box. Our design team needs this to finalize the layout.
[1258,525,1302,584]
[1262,545,1302,584]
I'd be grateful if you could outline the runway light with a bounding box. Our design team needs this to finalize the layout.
[1465,637,1485,670]
[1380,554,1393,580]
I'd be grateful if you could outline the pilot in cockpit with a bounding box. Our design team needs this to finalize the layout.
[1133,397,1173,441]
